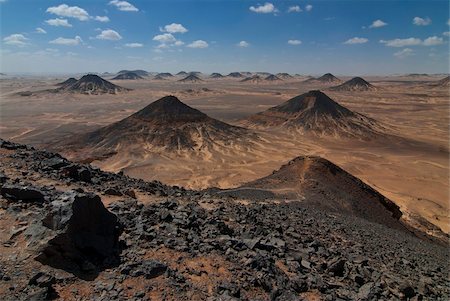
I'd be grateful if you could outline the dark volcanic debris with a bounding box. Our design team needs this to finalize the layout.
[0,139,448,300]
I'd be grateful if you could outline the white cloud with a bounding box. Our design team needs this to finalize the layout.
[423,36,444,46]
[380,36,445,47]
[3,34,28,46]
[443,31,450,37]
[237,40,250,47]
[288,39,302,45]
[125,43,143,48]
[369,19,387,28]
[249,3,277,14]
[413,17,431,26]
[46,4,89,21]
[161,23,188,33]
[45,18,72,27]
[344,37,368,44]
[96,29,122,40]
[287,5,301,13]
[35,27,47,34]
[394,48,414,59]
[153,33,176,43]
[109,0,138,12]
[305,4,313,12]
[380,38,422,47]
[49,36,83,46]
[187,40,208,48]
[174,40,184,46]
[447,19,450,26]
[94,16,110,22]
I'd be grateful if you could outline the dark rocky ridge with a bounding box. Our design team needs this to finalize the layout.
[117,70,149,77]
[57,96,257,157]
[305,73,341,84]
[179,74,203,82]
[0,139,448,300]
[56,74,129,95]
[210,73,224,78]
[56,77,77,88]
[227,72,244,78]
[330,77,377,92]
[112,72,143,80]
[242,90,386,138]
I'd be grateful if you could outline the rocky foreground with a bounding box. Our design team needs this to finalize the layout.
[0,139,448,300]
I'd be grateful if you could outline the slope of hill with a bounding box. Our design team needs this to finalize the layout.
[58,96,258,159]
[227,72,244,78]
[330,77,378,91]
[241,75,264,83]
[305,73,341,84]
[242,90,386,138]
[0,139,448,300]
[179,74,203,82]
[56,74,129,95]
[210,72,224,78]
[222,156,403,229]
[56,77,77,87]
[117,69,149,77]
[112,72,143,80]
[265,74,282,81]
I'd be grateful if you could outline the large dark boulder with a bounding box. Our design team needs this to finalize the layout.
[1,184,46,203]
[26,191,122,279]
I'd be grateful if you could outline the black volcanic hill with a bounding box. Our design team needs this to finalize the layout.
[210,73,224,78]
[62,96,257,156]
[56,74,129,95]
[241,75,263,83]
[112,72,143,80]
[179,74,203,82]
[157,72,173,78]
[176,71,188,76]
[306,73,341,84]
[276,73,293,79]
[265,74,282,81]
[242,90,385,137]
[117,69,149,77]
[435,75,450,87]
[221,155,404,230]
[1,139,448,300]
[227,72,244,78]
[330,77,377,92]
[56,77,77,87]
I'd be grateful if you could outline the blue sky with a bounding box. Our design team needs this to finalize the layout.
[1,0,449,75]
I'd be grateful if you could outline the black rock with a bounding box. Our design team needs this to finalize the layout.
[1,184,45,203]
[121,260,167,279]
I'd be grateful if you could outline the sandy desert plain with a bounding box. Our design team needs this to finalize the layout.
[0,72,448,235]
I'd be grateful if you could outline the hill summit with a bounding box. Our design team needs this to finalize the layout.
[60,95,258,159]
[330,77,377,91]
[242,90,385,138]
[57,74,129,95]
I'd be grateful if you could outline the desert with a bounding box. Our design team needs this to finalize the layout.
[0,0,449,300]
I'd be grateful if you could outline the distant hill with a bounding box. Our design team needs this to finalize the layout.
[179,74,203,82]
[210,73,224,78]
[276,73,293,79]
[329,77,378,92]
[227,72,244,78]
[242,90,386,138]
[176,71,188,76]
[112,72,143,80]
[305,73,341,84]
[240,75,264,83]
[56,77,77,88]
[117,70,149,77]
[156,72,174,78]
[265,74,282,81]
[58,95,259,159]
[56,74,129,95]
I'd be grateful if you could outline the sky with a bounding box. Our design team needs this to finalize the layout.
[0,0,449,75]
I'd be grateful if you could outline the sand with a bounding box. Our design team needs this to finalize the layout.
[0,74,448,232]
